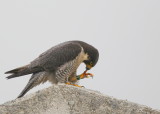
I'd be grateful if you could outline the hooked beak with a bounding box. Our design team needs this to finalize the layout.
[86,64,92,70]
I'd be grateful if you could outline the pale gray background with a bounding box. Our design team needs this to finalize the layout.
[0,0,160,109]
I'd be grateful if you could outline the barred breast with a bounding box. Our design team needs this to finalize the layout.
[55,47,88,83]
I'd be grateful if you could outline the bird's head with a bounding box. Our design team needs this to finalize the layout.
[83,47,99,70]
[71,40,99,71]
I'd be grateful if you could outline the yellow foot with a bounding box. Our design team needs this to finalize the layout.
[79,70,94,79]
[65,82,83,88]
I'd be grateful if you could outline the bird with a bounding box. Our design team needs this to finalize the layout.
[5,40,99,98]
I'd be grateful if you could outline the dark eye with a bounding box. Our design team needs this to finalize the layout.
[90,62,93,66]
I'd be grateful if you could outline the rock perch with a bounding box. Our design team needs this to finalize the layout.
[0,85,159,114]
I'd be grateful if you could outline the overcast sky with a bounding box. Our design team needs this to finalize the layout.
[0,0,160,109]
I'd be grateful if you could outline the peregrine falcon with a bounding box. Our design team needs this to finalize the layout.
[5,40,99,98]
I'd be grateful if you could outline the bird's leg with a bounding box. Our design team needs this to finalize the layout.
[78,70,94,79]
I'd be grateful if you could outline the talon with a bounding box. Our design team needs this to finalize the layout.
[85,73,94,78]
[81,86,85,88]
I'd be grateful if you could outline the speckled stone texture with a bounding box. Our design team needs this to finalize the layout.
[0,84,159,114]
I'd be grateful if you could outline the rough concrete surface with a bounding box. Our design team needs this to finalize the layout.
[0,84,159,114]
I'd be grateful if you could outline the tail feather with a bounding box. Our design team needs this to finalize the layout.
[5,65,31,79]
[5,65,43,79]
[5,65,28,74]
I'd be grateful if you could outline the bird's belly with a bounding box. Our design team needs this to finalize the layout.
[44,72,58,84]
